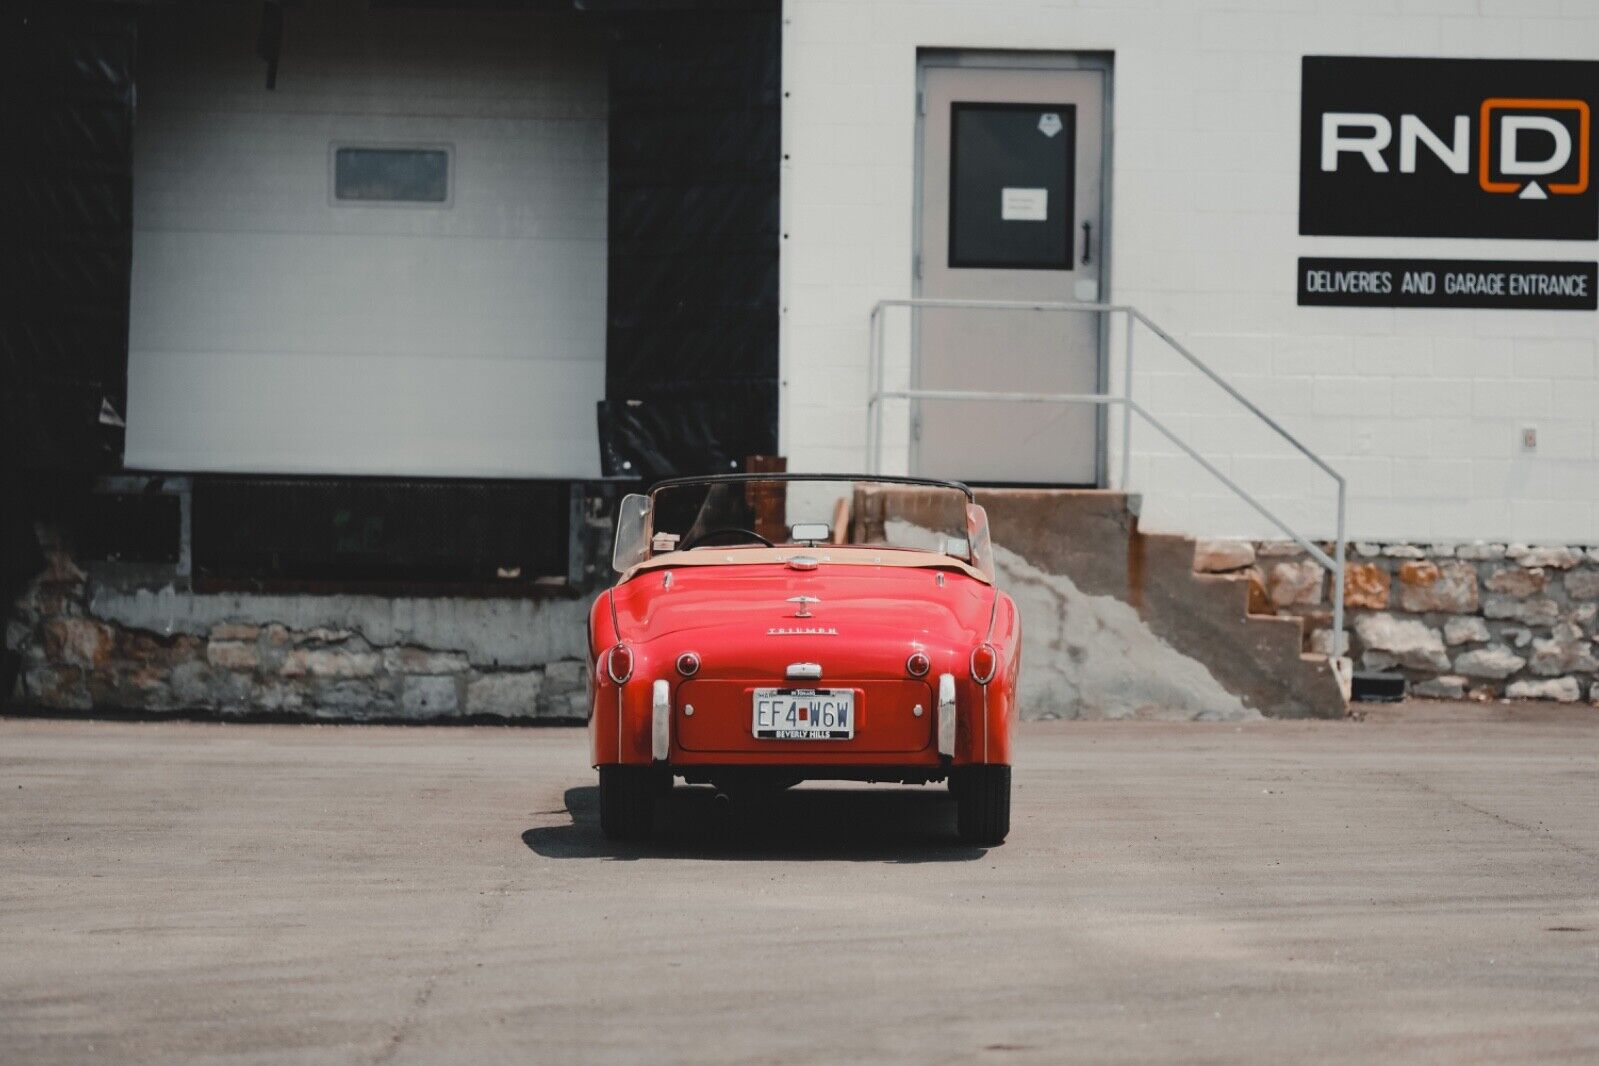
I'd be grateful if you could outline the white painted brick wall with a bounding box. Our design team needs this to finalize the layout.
[782,0,1599,544]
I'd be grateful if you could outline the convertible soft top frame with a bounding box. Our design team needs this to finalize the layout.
[648,472,976,502]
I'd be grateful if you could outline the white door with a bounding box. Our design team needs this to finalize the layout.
[915,60,1106,485]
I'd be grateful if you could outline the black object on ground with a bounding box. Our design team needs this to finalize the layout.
[1351,671,1406,702]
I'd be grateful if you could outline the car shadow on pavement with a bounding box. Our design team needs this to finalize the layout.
[522,785,989,863]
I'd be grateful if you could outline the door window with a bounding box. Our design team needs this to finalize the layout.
[947,103,1075,269]
[333,146,451,204]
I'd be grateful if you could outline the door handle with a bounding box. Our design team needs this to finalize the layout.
[1081,220,1092,266]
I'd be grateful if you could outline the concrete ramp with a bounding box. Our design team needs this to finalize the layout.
[860,487,1347,719]
[979,489,1347,719]
[992,543,1257,721]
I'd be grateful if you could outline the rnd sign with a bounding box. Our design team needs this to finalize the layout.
[1300,56,1597,240]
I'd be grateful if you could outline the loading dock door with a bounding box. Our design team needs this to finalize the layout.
[124,6,607,479]
[915,61,1106,486]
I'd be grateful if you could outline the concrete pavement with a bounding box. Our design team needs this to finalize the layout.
[1,704,1596,1064]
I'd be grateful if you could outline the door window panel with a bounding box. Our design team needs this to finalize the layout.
[333,146,450,204]
[948,103,1075,269]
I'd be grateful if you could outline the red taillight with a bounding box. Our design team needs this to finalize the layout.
[906,651,930,677]
[607,643,633,684]
[676,651,700,677]
[970,643,997,685]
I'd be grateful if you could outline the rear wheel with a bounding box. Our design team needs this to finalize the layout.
[954,765,1011,847]
[598,765,657,841]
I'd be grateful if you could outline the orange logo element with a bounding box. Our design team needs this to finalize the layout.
[1478,97,1590,196]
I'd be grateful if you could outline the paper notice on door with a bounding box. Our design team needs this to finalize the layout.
[1001,187,1048,222]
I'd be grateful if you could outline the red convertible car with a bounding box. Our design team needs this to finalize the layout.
[588,474,1020,846]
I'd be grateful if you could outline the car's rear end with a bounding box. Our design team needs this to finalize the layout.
[586,475,1018,846]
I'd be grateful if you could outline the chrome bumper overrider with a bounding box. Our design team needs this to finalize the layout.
[937,673,956,759]
[651,679,670,762]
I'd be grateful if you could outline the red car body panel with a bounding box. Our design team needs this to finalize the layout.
[588,552,1019,773]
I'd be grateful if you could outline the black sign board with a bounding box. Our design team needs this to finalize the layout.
[1298,257,1597,310]
[1299,56,1599,240]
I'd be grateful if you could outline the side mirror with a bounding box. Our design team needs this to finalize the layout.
[790,522,830,544]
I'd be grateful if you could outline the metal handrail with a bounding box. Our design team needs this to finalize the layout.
[866,298,1348,656]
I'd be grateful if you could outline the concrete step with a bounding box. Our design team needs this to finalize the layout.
[1202,568,1275,616]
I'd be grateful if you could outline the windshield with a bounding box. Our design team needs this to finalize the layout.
[612,476,988,574]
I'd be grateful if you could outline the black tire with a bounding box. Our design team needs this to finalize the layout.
[598,765,656,841]
[954,765,1011,847]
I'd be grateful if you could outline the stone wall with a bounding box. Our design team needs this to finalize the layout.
[1196,539,1599,704]
[16,517,1599,718]
[6,530,594,722]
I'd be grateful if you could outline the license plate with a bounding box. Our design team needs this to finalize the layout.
[752,688,855,740]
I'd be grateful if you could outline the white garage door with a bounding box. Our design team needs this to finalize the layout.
[125,3,607,478]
